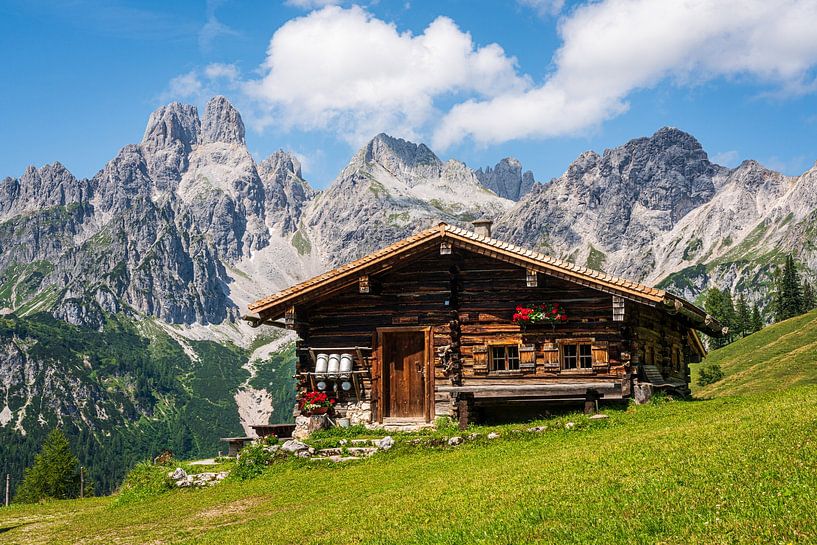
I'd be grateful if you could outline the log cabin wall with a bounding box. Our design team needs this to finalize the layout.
[629,302,694,389]
[294,246,694,420]
[452,253,633,414]
[299,247,452,420]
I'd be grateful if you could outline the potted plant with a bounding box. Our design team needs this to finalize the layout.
[512,303,568,329]
[299,390,336,416]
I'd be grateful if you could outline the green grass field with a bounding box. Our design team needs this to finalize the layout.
[692,308,817,398]
[2,385,816,544]
[3,311,817,544]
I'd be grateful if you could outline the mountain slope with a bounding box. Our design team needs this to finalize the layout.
[2,387,816,544]
[692,308,817,398]
[493,128,816,306]
[304,133,512,264]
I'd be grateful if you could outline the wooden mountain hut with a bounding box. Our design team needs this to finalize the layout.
[245,221,724,427]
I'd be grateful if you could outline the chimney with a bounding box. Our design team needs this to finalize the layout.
[471,219,493,238]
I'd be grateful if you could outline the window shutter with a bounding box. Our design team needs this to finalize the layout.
[519,344,536,371]
[591,341,609,370]
[541,342,560,372]
[473,345,488,373]
[612,296,625,321]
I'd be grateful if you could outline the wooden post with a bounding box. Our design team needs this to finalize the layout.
[5,473,9,507]
[457,393,473,430]
[80,466,84,499]
[584,389,601,414]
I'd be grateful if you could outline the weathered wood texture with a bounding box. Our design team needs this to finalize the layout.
[293,246,696,418]
[382,330,426,418]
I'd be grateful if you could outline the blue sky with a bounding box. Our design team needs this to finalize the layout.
[2,0,816,188]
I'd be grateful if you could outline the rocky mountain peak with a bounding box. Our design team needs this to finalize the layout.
[140,102,200,188]
[361,133,441,170]
[258,150,315,236]
[141,102,200,151]
[646,126,703,151]
[258,150,303,180]
[475,157,536,200]
[201,96,245,145]
[0,161,88,220]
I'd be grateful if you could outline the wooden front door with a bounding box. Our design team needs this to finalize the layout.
[382,330,427,419]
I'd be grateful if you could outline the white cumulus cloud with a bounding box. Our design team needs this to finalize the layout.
[284,0,343,8]
[243,5,530,144]
[517,0,565,17]
[433,0,817,148]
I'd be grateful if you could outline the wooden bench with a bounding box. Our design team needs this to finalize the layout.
[220,436,254,457]
[250,423,296,440]
[437,382,623,429]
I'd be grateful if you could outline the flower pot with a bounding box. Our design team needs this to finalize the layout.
[306,407,329,416]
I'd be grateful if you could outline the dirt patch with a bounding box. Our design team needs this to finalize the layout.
[194,496,266,520]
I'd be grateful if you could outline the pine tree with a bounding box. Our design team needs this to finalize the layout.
[722,289,736,342]
[14,428,82,503]
[773,268,786,322]
[750,303,764,333]
[703,288,736,349]
[735,294,751,338]
[803,279,816,311]
[779,255,804,320]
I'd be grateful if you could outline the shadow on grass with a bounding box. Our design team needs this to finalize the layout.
[0,523,29,534]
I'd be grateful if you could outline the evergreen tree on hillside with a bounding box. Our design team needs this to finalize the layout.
[804,280,816,311]
[735,294,751,338]
[772,269,785,322]
[775,255,804,322]
[14,428,84,503]
[703,288,736,349]
[750,303,764,333]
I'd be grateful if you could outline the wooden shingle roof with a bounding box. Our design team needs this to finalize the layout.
[247,222,723,336]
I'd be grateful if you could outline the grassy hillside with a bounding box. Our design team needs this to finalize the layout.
[692,308,817,398]
[1,386,816,544]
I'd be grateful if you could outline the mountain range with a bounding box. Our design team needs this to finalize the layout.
[1,95,814,494]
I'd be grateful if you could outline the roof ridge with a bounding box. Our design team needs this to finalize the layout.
[442,224,664,298]
[248,222,674,315]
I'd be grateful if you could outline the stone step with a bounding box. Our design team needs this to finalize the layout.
[347,447,378,457]
[642,365,666,383]
[309,455,363,463]
[349,438,381,446]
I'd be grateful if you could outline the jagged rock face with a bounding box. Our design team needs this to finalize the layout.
[0,335,125,436]
[475,157,535,201]
[358,134,442,184]
[257,151,315,236]
[495,128,729,280]
[140,102,200,191]
[0,163,91,221]
[495,128,816,305]
[0,96,299,325]
[2,99,816,329]
[201,96,245,145]
[177,141,269,259]
[305,134,512,265]
[92,145,154,215]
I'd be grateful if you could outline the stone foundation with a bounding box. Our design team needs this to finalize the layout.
[293,414,330,440]
[333,400,372,425]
